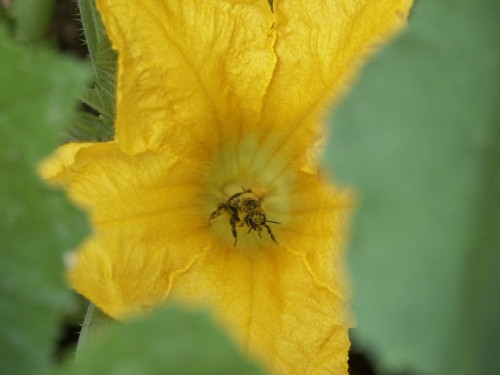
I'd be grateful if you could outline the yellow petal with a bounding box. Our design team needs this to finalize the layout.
[97,0,276,156]
[259,0,413,168]
[50,137,352,373]
[170,172,351,375]
[48,142,209,317]
[38,142,95,184]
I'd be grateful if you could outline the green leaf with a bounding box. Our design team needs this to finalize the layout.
[0,3,13,32]
[75,304,114,357]
[325,1,500,374]
[54,305,265,375]
[0,32,90,374]
[63,111,114,143]
[9,0,55,43]
[78,0,117,132]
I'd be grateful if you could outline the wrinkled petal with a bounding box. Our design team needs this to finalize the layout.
[42,142,211,317]
[38,142,95,183]
[97,0,276,156]
[259,0,413,169]
[44,140,352,373]
[169,173,351,375]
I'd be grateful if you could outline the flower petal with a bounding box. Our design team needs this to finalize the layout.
[41,142,211,317]
[46,140,353,373]
[259,0,413,168]
[97,0,276,155]
[38,142,95,183]
[168,173,351,375]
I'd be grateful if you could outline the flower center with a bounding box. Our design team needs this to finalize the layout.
[203,134,295,248]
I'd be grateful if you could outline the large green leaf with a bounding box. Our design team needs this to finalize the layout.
[0,32,89,374]
[54,305,265,375]
[325,1,500,374]
[8,0,55,43]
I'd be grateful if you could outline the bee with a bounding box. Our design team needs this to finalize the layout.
[209,188,280,246]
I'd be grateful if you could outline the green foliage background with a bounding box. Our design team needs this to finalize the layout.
[0,28,89,375]
[1,0,499,374]
[326,0,500,374]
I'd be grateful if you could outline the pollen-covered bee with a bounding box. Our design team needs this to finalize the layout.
[209,188,279,246]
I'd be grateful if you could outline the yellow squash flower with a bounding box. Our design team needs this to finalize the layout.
[41,0,411,373]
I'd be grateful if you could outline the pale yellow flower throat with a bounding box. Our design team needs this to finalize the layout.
[204,135,295,248]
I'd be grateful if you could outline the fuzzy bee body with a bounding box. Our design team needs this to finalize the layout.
[210,189,279,246]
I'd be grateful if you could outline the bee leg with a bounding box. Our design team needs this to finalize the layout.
[230,214,238,246]
[209,210,220,221]
[264,223,277,243]
[209,206,222,221]
[209,203,230,221]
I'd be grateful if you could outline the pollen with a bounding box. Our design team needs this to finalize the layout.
[204,135,295,248]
